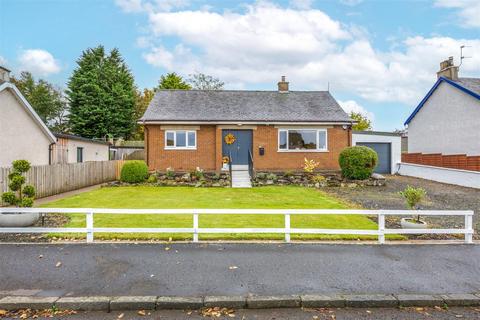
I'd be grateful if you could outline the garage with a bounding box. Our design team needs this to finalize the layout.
[356,142,391,174]
[352,131,402,175]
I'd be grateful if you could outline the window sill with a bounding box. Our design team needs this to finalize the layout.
[164,147,197,150]
[277,149,329,153]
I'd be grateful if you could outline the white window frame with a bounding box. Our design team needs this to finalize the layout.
[164,130,197,150]
[278,128,328,152]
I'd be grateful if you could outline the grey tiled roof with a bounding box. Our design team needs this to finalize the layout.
[454,77,480,96]
[141,90,352,123]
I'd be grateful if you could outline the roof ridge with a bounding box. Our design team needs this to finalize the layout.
[155,89,331,93]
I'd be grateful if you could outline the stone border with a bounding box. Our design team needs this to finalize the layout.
[1,293,479,311]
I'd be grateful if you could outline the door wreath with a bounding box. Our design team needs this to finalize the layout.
[224,133,236,145]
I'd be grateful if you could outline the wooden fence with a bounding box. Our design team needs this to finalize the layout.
[1,160,125,205]
[402,153,480,172]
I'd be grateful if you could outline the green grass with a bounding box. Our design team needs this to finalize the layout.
[41,186,397,241]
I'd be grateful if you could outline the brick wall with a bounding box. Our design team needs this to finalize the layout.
[146,124,350,172]
[402,152,480,172]
[252,125,350,171]
[145,125,217,172]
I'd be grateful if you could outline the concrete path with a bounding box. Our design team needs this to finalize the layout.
[33,184,102,206]
[0,243,479,297]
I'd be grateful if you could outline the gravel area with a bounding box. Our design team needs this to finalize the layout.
[0,213,68,243]
[325,175,480,239]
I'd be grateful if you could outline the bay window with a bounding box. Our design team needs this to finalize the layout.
[165,130,196,149]
[278,129,328,151]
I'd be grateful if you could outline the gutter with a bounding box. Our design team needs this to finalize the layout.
[48,142,55,165]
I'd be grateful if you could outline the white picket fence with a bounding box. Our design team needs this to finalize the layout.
[0,208,474,244]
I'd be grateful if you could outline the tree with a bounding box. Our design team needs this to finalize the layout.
[188,73,224,90]
[350,112,372,131]
[132,88,155,139]
[157,72,191,90]
[67,46,136,139]
[11,71,69,131]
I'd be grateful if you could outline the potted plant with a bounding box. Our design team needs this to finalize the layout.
[399,185,427,229]
[0,160,39,227]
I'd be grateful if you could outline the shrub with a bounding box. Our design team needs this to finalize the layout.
[166,167,175,178]
[147,174,158,183]
[120,161,148,183]
[303,158,319,173]
[266,173,278,181]
[311,175,326,183]
[193,167,204,179]
[1,160,35,207]
[284,170,294,177]
[339,146,378,180]
[399,185,427,223]
[12,160,31,173]
[399,185,426,210]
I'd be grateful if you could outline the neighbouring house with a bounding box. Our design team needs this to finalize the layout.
[0,66,56,167]
[110,140,145,160]
[140,76,355,181]
[403,57,480,171]
[399,57,480,188]
[52,133,110,164]
[0,66,110,167]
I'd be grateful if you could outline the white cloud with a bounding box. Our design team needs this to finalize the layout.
[115,0,189,13]
[339,100,374,121]
[18,49,61,76]
[434,0,480,28]
[289,0,313,10]
[120,1,480,105]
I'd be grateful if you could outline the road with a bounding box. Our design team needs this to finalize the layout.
[0,243,479,297]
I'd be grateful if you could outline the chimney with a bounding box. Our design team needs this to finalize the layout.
[0,66,11,82]
[437,56,459,81]
[277,76,289,93]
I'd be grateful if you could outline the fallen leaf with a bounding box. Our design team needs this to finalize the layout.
[55,262,62,267]
[168,237,172,242]
[117,313,125,319]
[0,310,7,316]
[38,255,43,259]
[165,247,170,251]
[138,310,146,316]
[455,315,463,318]
[229,266,238,270]
[366,310,371,313]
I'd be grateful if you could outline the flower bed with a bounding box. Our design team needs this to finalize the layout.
[253,171,385,188]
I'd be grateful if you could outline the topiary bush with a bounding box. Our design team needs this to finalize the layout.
[120,161,149,183]
[339,146,378,180]
[1,159,35,207]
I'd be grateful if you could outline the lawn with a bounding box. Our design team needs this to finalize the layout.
[41,186,388,241]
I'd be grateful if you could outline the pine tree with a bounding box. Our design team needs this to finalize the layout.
[67,46,136,139]
[157,72,191,90]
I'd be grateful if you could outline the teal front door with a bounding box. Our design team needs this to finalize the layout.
[222,130,252,165]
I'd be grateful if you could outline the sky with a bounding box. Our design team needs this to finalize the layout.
[1,0,479,131]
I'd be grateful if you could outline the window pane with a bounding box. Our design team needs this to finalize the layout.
[187,131,196,147]
[279,131,287,149]
[166,132,175,147]
[288,130,317,150]
[176,131,186,147]
[318,131,327,150]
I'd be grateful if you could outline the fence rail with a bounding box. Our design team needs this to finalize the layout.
[0,208,474,244]
[0,161,125,205]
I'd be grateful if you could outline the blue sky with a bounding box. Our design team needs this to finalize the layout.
[1,0,479,131]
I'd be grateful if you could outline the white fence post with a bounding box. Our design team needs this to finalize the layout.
[86,211,94,243]
[285,213,291,243]
[193,211,199,243]
[465,214,473,244]
[378,213,385,244]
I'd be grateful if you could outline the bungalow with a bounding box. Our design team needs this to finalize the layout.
[140,77,355,181]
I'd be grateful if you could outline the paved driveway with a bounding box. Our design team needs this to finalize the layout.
[0,243,479,297]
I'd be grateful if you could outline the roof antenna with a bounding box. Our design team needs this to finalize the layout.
[460,45,472,67]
